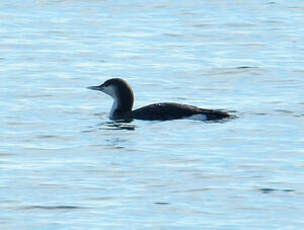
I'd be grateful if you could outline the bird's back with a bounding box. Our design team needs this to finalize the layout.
[131,102,231,121]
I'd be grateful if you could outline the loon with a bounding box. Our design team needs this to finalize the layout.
[88,78,233,121]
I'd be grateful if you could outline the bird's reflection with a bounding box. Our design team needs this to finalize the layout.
[98,121,136,131]
[82,120,136,134]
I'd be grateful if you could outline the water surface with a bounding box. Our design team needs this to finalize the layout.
[0,0,304,229]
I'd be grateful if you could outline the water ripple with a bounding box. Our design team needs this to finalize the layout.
[20,205,87,210]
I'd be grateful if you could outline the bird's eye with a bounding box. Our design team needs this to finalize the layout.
[102,81,110,87]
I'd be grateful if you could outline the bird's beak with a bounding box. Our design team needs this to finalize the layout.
[87,85,103,91]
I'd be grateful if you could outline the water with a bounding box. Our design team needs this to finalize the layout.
[1,0,304,229]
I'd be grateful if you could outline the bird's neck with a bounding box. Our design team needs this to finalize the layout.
[109,93,134,120]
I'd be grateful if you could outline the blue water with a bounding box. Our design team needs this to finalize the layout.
[1,0,304,229]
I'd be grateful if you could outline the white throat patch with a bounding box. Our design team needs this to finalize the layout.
[101,85,119,119]
[101,85,117,98]
[109,99,118,119]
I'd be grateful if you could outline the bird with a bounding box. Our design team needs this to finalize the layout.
[88,78,234,121]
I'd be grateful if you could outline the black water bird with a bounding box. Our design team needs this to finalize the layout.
[88,78,234,121]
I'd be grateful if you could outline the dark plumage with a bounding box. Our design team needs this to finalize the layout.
[88,78,234,121]
[132,103,230,120]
